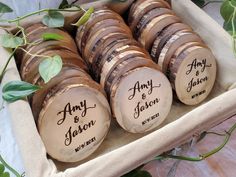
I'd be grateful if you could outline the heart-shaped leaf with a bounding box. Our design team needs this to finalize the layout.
[0,34,23,48]
[42,11,65,27]
[0,164,5,174]
[1,172,10,177]
[42,33,64,41]
[39,55,63,83]
[2,81,40,102]
[73,7,94,27]
[0,2,13,13]
[220,0,234,22]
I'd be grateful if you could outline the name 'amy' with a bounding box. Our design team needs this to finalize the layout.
[57,100,96,125]
[128,79,161,100]
[186,58,212,75]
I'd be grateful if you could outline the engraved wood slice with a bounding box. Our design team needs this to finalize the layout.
[38,77,111,162]
[110,67,172,133]
[31,66,90,120]
[169,45,217,105]
[158,31,203,74]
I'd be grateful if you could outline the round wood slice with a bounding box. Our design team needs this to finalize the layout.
[139,14,181,51]
[110,66,172,133]
[133,8,174,39]
[106,57,159,96]
[129,2,172,33]
[83,25,132,63]
[128,0,171,26]
[32,66,90,120]
[76,8,124,53]
[97,38,140,80]
[91,35,131,81]
[169,45,217,105]
[38,76,111,162]
[158,31,203,74]
[151,22,193,62]
[100,47,149,89]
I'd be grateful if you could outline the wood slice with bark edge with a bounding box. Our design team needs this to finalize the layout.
[89,31,131,65]
[133,8,174,39]
[106,57,160,96]
[151,22,193,62]
[38,76,111,162]
[20,40,79,73]
[158,31,203,74]
[21,49,88,82]
[128,0,171,27]
[83,24,132,64]
[100,46,150,89]
[129,2,173,33]
[91,36,131,81]
[76,7,124,53]
[168,45,217,105]
[110,66,172,133]
[96,38,143,81]
[139,14,181,51]
[167,41,207,88]
[31,66,91,121]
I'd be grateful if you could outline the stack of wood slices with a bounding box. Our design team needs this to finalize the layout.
[76,7,173,133]
[17,23,111,162]
[128,0,217,105]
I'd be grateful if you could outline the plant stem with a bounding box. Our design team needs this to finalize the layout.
[156,122,236,162]
[0,48,17,82]
[0,155,21,177]
[1,8,82,24]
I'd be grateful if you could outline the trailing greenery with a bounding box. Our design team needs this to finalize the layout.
[0,0,93,102]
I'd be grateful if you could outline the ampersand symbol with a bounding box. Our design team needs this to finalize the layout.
[74,116,80,123]
[196,70,199,76]
[142,93,146,100]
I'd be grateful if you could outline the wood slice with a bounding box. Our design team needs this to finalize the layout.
[38,76,111,162]
[91,35,131,81]
[106,57,159,96]
[100,47,149,89]
[31,66,90,120]
[128,0,171,27]
[158,31,203,74]
[139,14,181,51]
[83,24,132,63]
[151,22,193,62]
[169,45,217,105]
[129,2,173,33]
[133,8,174,39]
[110,67,172,133]
[76,8,124,53]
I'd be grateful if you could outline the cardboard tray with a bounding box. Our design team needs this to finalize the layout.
[1,0,236,176]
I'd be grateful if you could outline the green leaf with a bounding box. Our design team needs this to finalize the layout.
[2,81,40,102]
[42,11,65,27]
[220,0,234,22]
[39,55,63,83]
[0,34,23,48]
[0,164,5,174]
[59,0,71,9]
[191,0,205,7]
[0,2,13,13]
[73,7,94,27]
[42,33,64,41]
[1,172,10,177]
